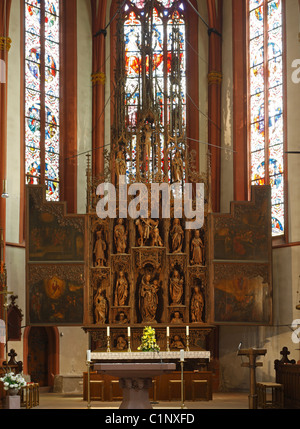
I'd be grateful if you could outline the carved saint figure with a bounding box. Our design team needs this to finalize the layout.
[136,218,159,246]
[94,288,108,324]
[139,273,160,322]
[170,335,185,349]
[150,226,163,247]
[170,219,184,253]
[116,311,129,324]
[114,219,127,253]
[171,311,183,324]
[169,269,184,305]
[94,230,106,267]
[114,271,128,306]
[144,124,152,159]
[116,335,127,350]
[190,230,204,265]
[115,150,126,184]
[172,150,184,183]
[190,285,204,323]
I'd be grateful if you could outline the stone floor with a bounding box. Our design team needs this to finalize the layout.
[31,391,249,409]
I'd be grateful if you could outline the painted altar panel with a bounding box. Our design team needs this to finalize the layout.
[209,186,273,325]
[28,186,85,262]
[26,186,86,325]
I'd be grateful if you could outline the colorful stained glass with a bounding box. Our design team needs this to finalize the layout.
[249,0,284,236]
[250,121,265,151]
[45,11,59,43]
[250,63,264,96]
[26,122,41,150]
[268,0,281,30]
[26,146,41,178]
[249,7,264,40]
[268,56,282,88]
[25,0,60,201]
[251,150,265,181]
[26,0,41,7]
[46,180,59,201]
[25,4,41,36]
[45,0,59,16]
[249,0,263,12]
[272,204,284,236]
[250,35,264,69]
[269,145,283,175]
[250,92,264,123]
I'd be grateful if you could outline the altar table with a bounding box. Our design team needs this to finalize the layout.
[94,362,176,409]
[91,351,210,361]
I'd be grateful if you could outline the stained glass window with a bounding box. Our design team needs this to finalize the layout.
[25,0,60,201]
[248,0,285,237]
[116,0,186,185]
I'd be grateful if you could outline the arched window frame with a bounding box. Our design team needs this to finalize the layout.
[247,0,288,241]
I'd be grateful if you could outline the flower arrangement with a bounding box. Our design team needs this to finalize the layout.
[0,371,27,391]
[137,326,160,352]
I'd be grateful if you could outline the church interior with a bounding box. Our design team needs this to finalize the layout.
[0,0,300,410]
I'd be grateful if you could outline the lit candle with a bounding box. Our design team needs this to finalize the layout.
[180,349,184,362]
[186,325,189,336]
[86,350,91,362]
[107,326,110,337]
[128,326,131,337]
[166,326,170,337]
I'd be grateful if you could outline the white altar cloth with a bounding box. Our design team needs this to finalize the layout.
[90,351,210,360]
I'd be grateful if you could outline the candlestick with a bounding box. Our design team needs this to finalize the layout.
[86,349,91,362]
[180,349,184,362]
[86,360,91,409]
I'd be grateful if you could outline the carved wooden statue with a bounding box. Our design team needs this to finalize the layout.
[170,311,183,324]
[114,271,129,306]
[190,230,204,265]
[114,219,127,253]
[170,219,184,253]
[150,227,163,247]
[136,218,160,246]
[170,334,185,349]
[190,285,204,323]
[139,273,160,322]
[94,288,108,324]
[172,150,184,183]
[115,150,126,184]
[94,230,106,267]
[169,269,184,305]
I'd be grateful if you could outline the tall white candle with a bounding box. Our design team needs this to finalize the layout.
[86,350,91,362]
[180,349,184,362]
[128,326,131,337]
[107,326,110,337]
[186,325,189,336]
[166,326,170,337]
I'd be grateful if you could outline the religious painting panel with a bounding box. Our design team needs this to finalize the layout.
[27,185,85,262]
[27,263,84,325]
[212,186,271,262]
[209,185,272,325]
[213,263,272,325]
